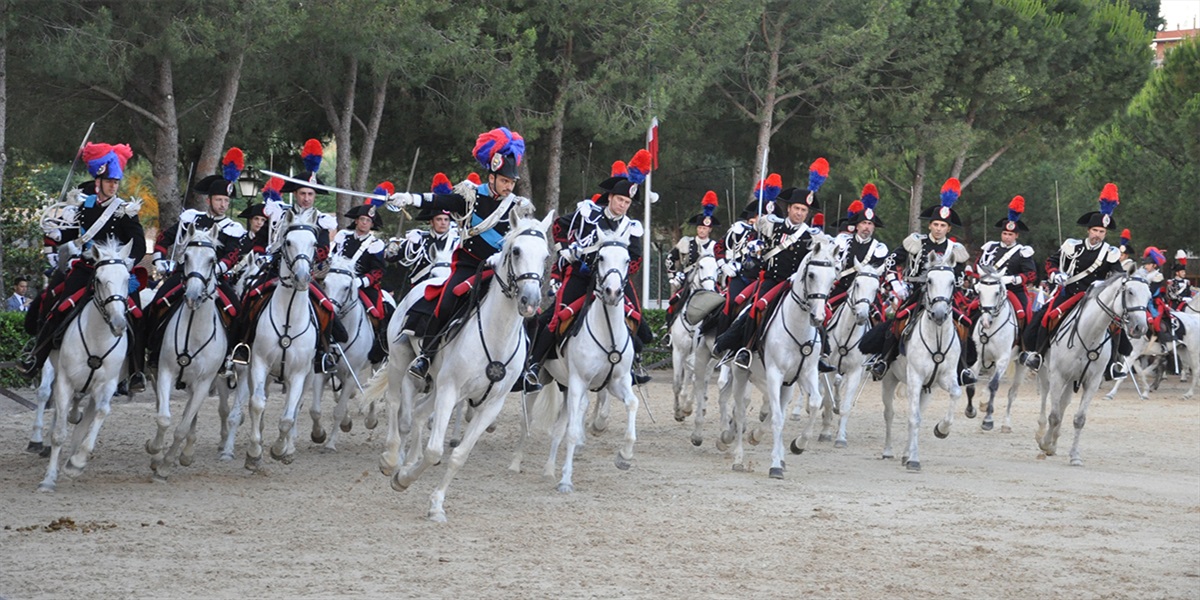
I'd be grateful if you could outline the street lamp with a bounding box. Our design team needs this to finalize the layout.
[237,165,260,198]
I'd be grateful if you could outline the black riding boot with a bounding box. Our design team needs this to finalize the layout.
[1104,329,1130,381]
[127,317,147,393]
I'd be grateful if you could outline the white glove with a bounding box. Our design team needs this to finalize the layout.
[549,279,562,295]
[1050,272,1068,286]
[155,259,174,275]
[405,229,423,244]
[746,239,763,255]
[1001,275,1019,286]
[721,261,738,278]
[388,192,424,208]
[384,239,401,258]
[358,276,372,288]
[648,191,660,204]
[890,279,909,301]
[672,271,686,285]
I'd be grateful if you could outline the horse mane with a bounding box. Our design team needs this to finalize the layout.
[92,236,129,260]
[182,225,217,247]
[1082,270,1126,303]
[502,212,553,251]
[326,253,356,273]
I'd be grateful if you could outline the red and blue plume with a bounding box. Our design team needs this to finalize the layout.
[846,200,864,218]
[701,191,718,217]
[222,147,245,183]
[82,142,134,179]
[1098,183,1118,215]
[860,183,879,211]
[940,178,961,208]
[812,213,825,227]
[626,149,653,184]
[466,172,481,185]
[1008,195,1025,222]
[807,158,829,192]
[302,139,323,173]
[1144,247,1165,266]
[431,173,452,195]
[754,173,782,202]
[370,181,395,206]
[262,176,284,202]
[473,127,525,170]
[1120,229,1131,246]
[610,160,627,178]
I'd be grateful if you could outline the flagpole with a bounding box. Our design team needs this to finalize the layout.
[643,117,658,308]
[756,148,769,216]
[1055,180,1062,243]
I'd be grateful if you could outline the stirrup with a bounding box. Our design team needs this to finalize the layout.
[231,343,251,365]
[1106,362,1127,381]
[1020,351,1042,371]
[408,355,431,380]
[959,368,978,386]
[733,348,753,370]
[818,357,837,373]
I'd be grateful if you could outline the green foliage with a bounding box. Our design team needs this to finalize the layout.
[640,308,670,367]
[0,311,33,388]
[2,151,68,291]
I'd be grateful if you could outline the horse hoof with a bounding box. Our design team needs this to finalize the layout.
[390,474,409,493]
[933,423,949,439]
[448,438,461,448]
[39,446,51,458]
[244,454,261,471]
[673,412,686,423]
[557,483,575,493]
[36,482,55,493]
[152,472,169,483]
[900,456,908,466]
[833,439,847,449]
[790,439,804,455]
[748,431,761,446]
[1070,457,1083,467]
[690,436,703,447]
[831,405,840,416]
[25,441,44,454]
[715,438,729,452]
[63,458,85,479]
[768,467,784,479]
[1001,425,1012,433]
[364,415,378,430]
[906,460,921,472]
[789,413,803,422]
[818,433,832,443]
[882,452,894,460]
[614,452,632,471]
[981,420,994,431]
[179,454,194,467]
[719,430,734,445]
[965,405,976,419]
[340,420,352,433]
[732,463,746,472]
[219,452,234,462]
[311,430,327,444]
[68,409,82,425]
[485,424,496,434]
[145,439,157,455]
[428,511,447,524]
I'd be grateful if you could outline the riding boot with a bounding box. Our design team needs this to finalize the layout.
[408,333,437,380]
[127,320,147,394]
[1020,322,1049,371]
[517,318,556,392]
[632,353,652,384]
[958,331,978,385]
[714,310,750,355]
[869,328,900,381]
[1104,329,1129,381]
[817,328,836,373]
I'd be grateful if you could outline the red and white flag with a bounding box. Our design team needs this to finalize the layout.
[646,117,659,170]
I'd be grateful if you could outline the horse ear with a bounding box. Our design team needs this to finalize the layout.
[120,239,134,261]
[538,210,556,235]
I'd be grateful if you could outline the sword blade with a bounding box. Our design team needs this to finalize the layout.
[260,169,386,202]
[57,122,96,202]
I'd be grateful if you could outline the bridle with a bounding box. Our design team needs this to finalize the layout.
[589,239,631,302]
[922,264,957,315]
[496,228,547,300]
[1097,274,1148,331]
[325,264,360,318]
[182,237,218,304]
[91,256,131,333]
[690,256,719,291]
[279,223,320,288]
[788,256,835,313]
[975,272,1006,320]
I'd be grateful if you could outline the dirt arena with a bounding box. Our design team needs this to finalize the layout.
[1,372,1197,598]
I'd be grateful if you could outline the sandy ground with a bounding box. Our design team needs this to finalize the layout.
[1,370,1198,599]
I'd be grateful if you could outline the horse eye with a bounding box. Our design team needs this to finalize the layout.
[513,248,521,257]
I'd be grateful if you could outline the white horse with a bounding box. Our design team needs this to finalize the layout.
[307,254,375,451]
[820,260,882,448]
[245,209,322,470]
[968,265,1025,433]
[145,226,227,479]
[1167,310,1200,400]
[878,252,965,472]
[723,233,838,478]
[511,229,640,492]
[1035,271,1150,466]
[666,254,723,445]
[37,238,135,492]
[215,249,269,460]
[27,241,86,457]
[388,212,553,522]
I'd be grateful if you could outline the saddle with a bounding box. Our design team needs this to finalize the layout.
[427,273,495,352]
[1042,291,1086,334]
[683,290,725,327]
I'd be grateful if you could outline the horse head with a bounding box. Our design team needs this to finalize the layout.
[974,264,1006,330]
[89,236,134,336]
[499,210,554,318]
[1121,269,1153,339]
[691,254,719,293]
[323,254,360,317]
[180,225,219,309]
[849,258,882,324]
[591,227,631,306]
[923,251,956,326]
[279,208,321,287]
[795,233,839,326]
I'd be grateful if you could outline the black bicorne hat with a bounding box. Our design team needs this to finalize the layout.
[344,203,382,230]
[238,203,265,220]
[194,174,240,198]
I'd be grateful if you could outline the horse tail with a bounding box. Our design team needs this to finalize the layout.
[360,362,389,404]
[530,383,562,433]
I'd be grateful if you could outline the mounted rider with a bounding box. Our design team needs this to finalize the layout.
[830,184,889,301]
[714,174,774,332]
[665,191,725,329]
[520,149,655,392]
[331,185,391,361]
[715,158,830,370]
[1118,229,1136,274]
[222,198,270,292]
[23,142,147,387]
[1166,250,1192,309]
[142,148,249,374]
[970,195,1038,331]
[388,127,537,380]
[228,139,340,369]
[386,173,461,289]
[862,177,975,386]
[1019,183,1129,380]
[1139,247,1173,342]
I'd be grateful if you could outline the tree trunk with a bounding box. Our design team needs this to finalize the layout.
[0,4,7,295]
[543,80,568,215]
[152,56,181,239]
[321,55,358,221]
[748,17,781,204]
[352,72,390,194]
[908,152,926,233]
[195,50,245,209]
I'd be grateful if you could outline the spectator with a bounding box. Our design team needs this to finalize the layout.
[6,276,30,312]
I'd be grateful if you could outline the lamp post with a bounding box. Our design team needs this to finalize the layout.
[237,166,260,200]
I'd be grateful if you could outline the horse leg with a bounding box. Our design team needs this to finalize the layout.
[309,373,328,445]
[729,370,750,471]
[1040,378,1071,456]
[147,368,175,473]
[427,394,506,523]
[880,373,897,460]
[545,389,568,478]
[981,368,1000,431]
[690,344,713,446]
[270,367,308,464]
[613,376,639,472]
[714,366,734,452]
[37,367,75,492]
[1068,383,1101,467]
[27,365,55,453]
[589,389,611,435]
[507,386,539,473]
[180,412,200,468]
[557,379,589,493]
[379,363,408,476]
[835,367,863,448]
[221,369,249,461]
[65,381,118,479]
[903,370,927,472]
[447,402,466,448]
[159,382,208,479]
[325,376,355,452]
[245,361,269,471]
[1002,364,1023,434]
[393,382,454,492]
[672,341,689,422]
[818,380,835,442]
